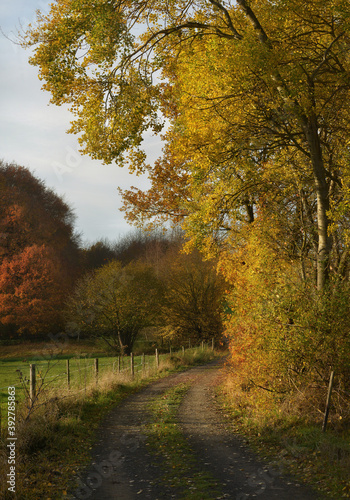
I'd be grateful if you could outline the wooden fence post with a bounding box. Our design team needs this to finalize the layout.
[130,353,134,377]
[67,359,70,389]
[142,353,145,373]
[94,358,99,384]
[118,356,121,373]
[322,371,334,432]
[155,349,159,369]
[0,402,3,439]
[30,364,36,402]
[182,346,185,356]
[211,338,214,351]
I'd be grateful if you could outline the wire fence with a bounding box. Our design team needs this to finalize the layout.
[0,342,214,435]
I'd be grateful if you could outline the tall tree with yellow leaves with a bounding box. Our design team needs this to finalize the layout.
[23,0,350,290]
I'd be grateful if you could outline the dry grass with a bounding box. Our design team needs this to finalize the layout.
[0,346,221,499]
[218,361,350,499]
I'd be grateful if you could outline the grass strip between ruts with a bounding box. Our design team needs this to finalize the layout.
[146,383,223,500]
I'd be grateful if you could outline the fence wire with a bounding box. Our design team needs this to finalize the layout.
[0,344,213,431]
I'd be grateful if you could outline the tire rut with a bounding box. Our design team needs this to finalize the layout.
[69,360,327,500]
[177,362,327,500]
[69,367,203,500]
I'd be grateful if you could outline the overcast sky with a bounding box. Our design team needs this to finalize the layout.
[0,1,162,244]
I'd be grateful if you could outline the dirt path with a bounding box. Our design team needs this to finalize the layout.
[70,360,326,500]
[178,362,322,500]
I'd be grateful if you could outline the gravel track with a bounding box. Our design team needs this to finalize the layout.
[177,362,323,499]
[70,360,326,500]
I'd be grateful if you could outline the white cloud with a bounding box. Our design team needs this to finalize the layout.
[0,0,162,243]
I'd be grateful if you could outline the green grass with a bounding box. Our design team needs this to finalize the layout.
[0,352,160,430]
[0,354,156,398]
[0,346,218,406]
[275,424,350,498]
[0,339,111,410]
[146,383,223,500]
[0,339,105,359]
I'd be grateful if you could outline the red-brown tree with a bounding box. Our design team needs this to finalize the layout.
[0,161,81,337]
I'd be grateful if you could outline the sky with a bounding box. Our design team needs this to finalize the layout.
[0,1,162,244]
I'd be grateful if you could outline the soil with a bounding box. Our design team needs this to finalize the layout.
[69,359,328,500]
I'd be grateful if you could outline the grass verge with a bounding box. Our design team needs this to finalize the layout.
[0,347,221,499]
[146,383,222,500]
[217,375,350,499]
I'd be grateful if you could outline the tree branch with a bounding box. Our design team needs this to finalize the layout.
[236,0,270,45]
[124,19,240,66]
[207,0,243,40]
[311,32,345,81]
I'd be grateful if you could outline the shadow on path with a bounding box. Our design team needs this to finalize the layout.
[178,362,326,499]
[69,359,327,500]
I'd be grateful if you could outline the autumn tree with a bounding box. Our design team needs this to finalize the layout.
[0,245,70,335]
[159,250,225,344]
[113,228,184,272]
[0,161,78,258]
[66,260,161,354]
[0,161,81,336]
[82,239,117,271]
[220,213,350,400]
[23,0,350,290]
[22,0,350,400]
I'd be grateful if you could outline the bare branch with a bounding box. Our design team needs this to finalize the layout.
[311,32,345,81]
[207,0,243,40]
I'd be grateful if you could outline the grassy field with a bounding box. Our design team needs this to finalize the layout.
[0,341,212,437]
[0,353,157,397]
[0,340,106,404]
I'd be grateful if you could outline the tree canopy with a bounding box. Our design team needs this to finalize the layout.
[23,0,350,290]
[66,259,161,354]
[23,0,350,397]
[0,161,81,336]
[159,249,225,343]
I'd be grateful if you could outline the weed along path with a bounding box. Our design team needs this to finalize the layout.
[70,359,324,500]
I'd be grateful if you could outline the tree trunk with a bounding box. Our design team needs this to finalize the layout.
[117,329,126,356]
[238,0,332,290]
[304,116,332,290]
